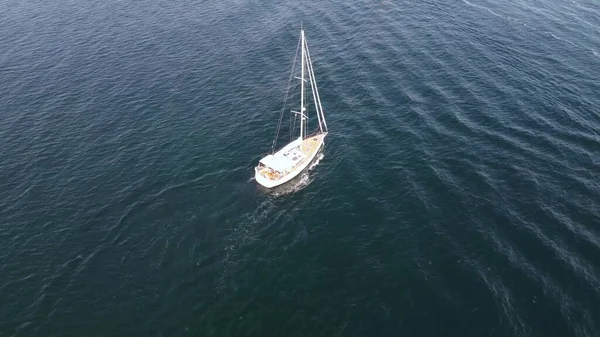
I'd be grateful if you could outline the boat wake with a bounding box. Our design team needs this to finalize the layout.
[270,152,324,197]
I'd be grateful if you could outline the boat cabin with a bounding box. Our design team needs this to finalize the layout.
[257,142,306,180]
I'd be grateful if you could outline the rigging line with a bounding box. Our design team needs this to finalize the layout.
[305,39,327,132]
[310,126,320,136]
[291,105,298,141]
[304,38,323,133]
[290,84,298,141]
[272,34,302,154]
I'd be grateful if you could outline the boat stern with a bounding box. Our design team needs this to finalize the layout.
[254,164,282,188]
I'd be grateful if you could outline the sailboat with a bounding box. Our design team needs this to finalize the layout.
[254,28,328,189]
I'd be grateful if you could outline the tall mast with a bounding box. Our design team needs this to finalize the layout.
[300,28,305,147]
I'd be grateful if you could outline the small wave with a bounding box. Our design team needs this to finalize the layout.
[426,216,528,335]
[540,204,600,253]
[461,0,502,18]
[460,0,595,55]
[504,204,600,295]
[484,223,582,331]
[548,33,576,46]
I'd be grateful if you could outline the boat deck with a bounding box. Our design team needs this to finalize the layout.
[256,133,326,183]
[301,133,325,158]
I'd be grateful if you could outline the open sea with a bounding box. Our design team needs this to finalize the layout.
[1,0,600,336]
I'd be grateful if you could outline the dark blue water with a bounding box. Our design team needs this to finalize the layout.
[1,0,600,336]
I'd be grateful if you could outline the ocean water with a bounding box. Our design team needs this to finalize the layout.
[1,0,600,336]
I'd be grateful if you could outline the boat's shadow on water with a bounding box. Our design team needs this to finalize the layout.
[253,151,324,197]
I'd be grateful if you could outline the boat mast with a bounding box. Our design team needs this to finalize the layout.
[300,28,305,148]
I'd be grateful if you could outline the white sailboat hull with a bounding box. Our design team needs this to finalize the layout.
[255,133,326,188]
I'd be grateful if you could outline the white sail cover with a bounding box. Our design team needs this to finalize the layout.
[259,155,295,172]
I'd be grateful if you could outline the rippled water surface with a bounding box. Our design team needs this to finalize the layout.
[1,0,600,336]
